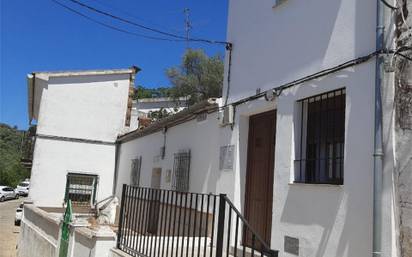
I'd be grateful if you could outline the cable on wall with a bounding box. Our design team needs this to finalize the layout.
[380,0,398,10]
[220,50,383,110]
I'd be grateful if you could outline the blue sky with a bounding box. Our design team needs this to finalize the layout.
[0,0,228,129]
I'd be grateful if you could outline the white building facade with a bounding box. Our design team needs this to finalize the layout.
[114,1,402,257]
[28,68,138,207]
[219,1,397,256]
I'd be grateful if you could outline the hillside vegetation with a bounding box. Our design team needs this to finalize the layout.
[0,123,30,187]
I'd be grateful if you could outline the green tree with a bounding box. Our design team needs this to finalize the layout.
[0,124,30,187]
[166,49,224,106]
[148,108,172,121]
[134,85,174,100]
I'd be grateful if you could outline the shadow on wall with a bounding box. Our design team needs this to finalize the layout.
[280,186,344,257]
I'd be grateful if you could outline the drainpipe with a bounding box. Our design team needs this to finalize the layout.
[373,0,386,256]
[112,142,120,196]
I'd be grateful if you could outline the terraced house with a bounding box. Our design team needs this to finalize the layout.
[18,0,411,257]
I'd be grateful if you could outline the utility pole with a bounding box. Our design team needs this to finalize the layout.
[183,8,192,49]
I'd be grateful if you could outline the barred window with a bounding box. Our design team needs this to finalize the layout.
[131,156,142,186]
[172,150,191,192]
[295,88,345,185]
[65,173,98,206]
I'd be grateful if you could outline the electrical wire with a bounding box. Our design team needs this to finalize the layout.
[380,0,398,10]
[51,0,186,42]
[66,0,230,45]
[396,52,412,62]
[88,0,183,35]
[390,46,412,65]
[220,50,380,109]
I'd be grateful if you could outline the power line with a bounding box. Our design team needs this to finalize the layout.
[397,52,412,62]
[51,0,185,42]
[380,0,398,10]
[222,50,380,109]
[66,0,230,45]
[88,0,184,35]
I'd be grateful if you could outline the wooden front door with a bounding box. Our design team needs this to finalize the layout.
[244,110,276,246]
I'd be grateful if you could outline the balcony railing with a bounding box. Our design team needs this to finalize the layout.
[117,185,278,257]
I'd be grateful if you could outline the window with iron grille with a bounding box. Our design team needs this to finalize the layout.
[64,173,98,206]
[295,88,345,185]
[131,156,142,186]
[172,150,191,192]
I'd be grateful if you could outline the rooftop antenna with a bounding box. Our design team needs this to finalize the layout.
[183,8,192,49]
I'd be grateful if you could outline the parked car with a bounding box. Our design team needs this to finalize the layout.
[16,180,30,196]
[0,186,19,202]
[15,203,23,226]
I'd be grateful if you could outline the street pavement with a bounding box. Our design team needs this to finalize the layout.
[0,198,24,257]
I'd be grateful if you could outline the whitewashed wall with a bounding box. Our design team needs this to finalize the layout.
[223,0,376,103]
[115,111,229,198]
[113,1,395,256]
[18,204,116,257]
[220,0,391,256]
[29,72,132,207]
[275,64,374,257]
[35,74,131,142]
[30,138,116,207]
[115,65,379,257]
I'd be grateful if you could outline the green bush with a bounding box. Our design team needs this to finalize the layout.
[0,123,30,187]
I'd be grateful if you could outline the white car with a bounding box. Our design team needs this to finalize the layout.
[15,203,23,226]
[16,181,30,196]
[0,186,19,202]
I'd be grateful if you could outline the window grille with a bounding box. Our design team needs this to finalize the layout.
[295,88,345,184]
[64,173,98,206]
[130,156,142,186]
[196,112,207,122]
[172,150,191,192]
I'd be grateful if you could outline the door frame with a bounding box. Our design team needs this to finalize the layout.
[243,109,276,245]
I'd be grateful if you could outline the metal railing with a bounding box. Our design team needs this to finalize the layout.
[117,185,278,257]
[20,125,36,168]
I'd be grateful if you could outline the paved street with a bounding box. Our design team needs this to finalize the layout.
[0,198,24,257]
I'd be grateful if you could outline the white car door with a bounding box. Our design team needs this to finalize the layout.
[1,188,9,199]
[5,187,14,199]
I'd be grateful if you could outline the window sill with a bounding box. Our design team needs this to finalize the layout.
[288,182,343,188]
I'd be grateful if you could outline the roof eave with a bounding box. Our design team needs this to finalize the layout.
[32,66,140,78]
[117,99,219,143]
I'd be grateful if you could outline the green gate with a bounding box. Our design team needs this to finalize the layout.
[59,200,72,257]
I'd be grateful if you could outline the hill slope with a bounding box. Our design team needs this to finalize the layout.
[0,123,29,187]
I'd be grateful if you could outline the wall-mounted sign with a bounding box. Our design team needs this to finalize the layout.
[219,145,235,171]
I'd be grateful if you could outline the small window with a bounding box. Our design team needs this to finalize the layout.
[196,112,207,122]
[172,150,191,192]
[130,156,142,186]
[295,88,345,185]
[65,173,98,206]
